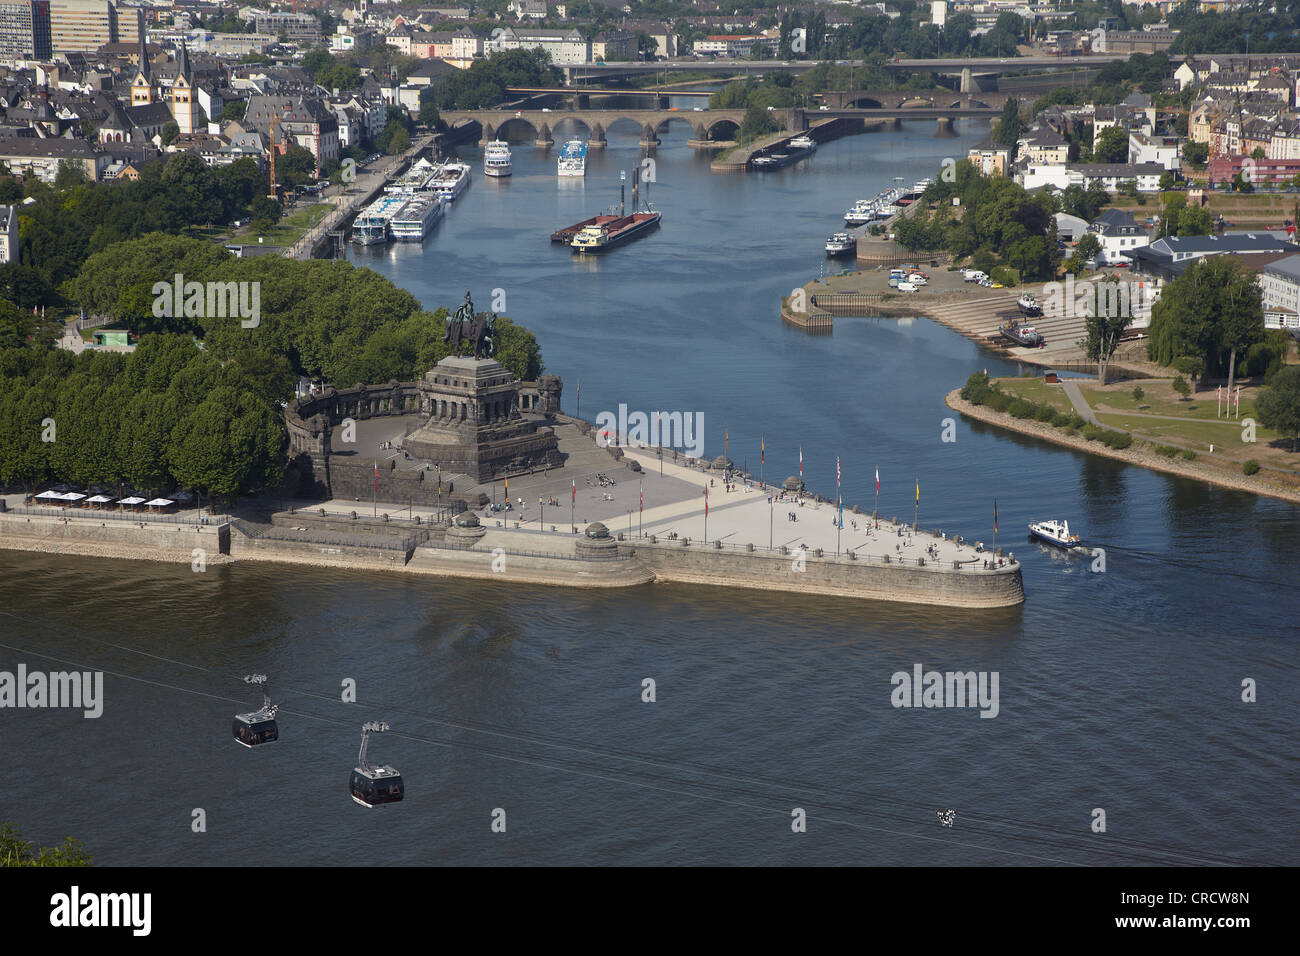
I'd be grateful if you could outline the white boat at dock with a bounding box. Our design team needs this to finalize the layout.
[389,194,444,241]
[429,160,472,200]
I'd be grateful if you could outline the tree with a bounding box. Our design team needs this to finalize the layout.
[161,120,180,146]
[994,98,1022,154]
[221,100,247,122]
[249,195,282,224]
[1146,256,1263,384]
[1068,233,1101,273]
[1256,365,1300,451]
[739,105,777,142]
[1094,125,1130,164]
[1182,141,1209,168]
[418,97,440,127]
[1172,374,1190,400]
[1080,276,1134,384]
[1159,170,1173,191]
[1176,204,1213,236]
[385,124,411,155]
[277,145,317,186]
[1250,146,1266,161]
[0,822,92,867]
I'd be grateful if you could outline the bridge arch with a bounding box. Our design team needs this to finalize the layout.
[494,117,538,140]
[704,116,740,139]
[548,115,594,138]
[652,114,697,135]
[848,96,884,110]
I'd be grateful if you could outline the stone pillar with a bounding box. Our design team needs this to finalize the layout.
[481,122,496,146]
[960,67,972,93]
[639,123,660,148]
[937,116,955,136]
[588,122,607,149]
[535,122,554,148]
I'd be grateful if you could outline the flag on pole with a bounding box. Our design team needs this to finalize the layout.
[572,478,576,502]
[798,445,803,477]
[915,479,920,505]
[994,498,998,533]
[704,484,709,516]
[836,456,841,484]
[875,467,880,495]
[437,464,442,495]
[373,460,379,496]
[725,430,729,455]
[504,475,508,498]
[639,480,643,513]
[761,435,765,464]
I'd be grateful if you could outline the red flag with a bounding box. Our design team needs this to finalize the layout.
[761,435,765,464]
[572,479,576,502]
[639,481,643,513]
[875,467,880,495]
[798,445,803,476]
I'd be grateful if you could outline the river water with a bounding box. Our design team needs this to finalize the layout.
[2,118,1295,866]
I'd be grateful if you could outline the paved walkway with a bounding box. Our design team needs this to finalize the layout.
[1060,380,1099,425]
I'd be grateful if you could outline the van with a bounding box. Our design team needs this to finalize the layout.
[897,281,917,292]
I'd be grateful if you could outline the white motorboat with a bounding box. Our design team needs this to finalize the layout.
[1028,519,1082,549]
[429,161,471,200]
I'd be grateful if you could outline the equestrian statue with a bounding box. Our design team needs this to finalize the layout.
[443,291,496,360]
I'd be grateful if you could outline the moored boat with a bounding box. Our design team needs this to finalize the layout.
[429,160,472,200]
[1018,293,1042,316]
[389,194,444,241]
[1000,319,1044,347]
[826,232,856,257]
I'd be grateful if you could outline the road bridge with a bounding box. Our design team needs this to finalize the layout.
[440,104,999,148]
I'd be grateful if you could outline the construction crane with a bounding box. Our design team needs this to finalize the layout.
[268,114,280,203]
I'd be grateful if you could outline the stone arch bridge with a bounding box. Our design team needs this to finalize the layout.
[818,90,1015,110]
[439,108,756,148]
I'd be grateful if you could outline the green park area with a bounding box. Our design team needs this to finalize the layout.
[237,202,332,248]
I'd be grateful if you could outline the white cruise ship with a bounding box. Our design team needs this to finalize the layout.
[385,156,438,194]
[352,193,408,245]
[558,140,587,178]
[389,194,444,241]
[484,140,512,177]
[429,161,472,200]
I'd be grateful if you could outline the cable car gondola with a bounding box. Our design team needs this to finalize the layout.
[232,674,279,747]
[350,721,403,807]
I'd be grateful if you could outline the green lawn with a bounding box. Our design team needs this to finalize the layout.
[1094,412,1277,451]
[238,203,331,247]
[1084,385,1259,421]
[995,376,1074,413]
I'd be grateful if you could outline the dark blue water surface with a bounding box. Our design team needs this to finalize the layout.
[1,120,1296,866]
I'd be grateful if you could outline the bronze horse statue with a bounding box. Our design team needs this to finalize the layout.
[444,291,496,359]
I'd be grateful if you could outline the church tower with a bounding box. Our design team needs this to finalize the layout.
[170,42,198,135]
[130,34,153,106]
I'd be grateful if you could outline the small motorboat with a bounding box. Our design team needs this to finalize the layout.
[1028,519,1082,549]
[1018,293,1042,316]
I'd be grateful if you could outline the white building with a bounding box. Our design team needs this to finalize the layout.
[1128,131,1179,171]
[1258,254,1300,330]
[0,204,18,263]
[488,27,588,65]
[1090,208,1151,265]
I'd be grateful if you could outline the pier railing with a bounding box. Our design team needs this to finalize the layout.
[5,505,228,528]
[233,520,419,552]
[635,535,1013,571]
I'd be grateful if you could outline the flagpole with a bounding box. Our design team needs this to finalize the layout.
[703,485,708,544]
[639,479,643,538]
[769,492,773,550]
[913,475,918,532]
[571,479,575,533]
[836,464,841,558]
[993,498,998,557]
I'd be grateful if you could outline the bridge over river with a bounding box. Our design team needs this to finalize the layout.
[440,104,1000,148]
